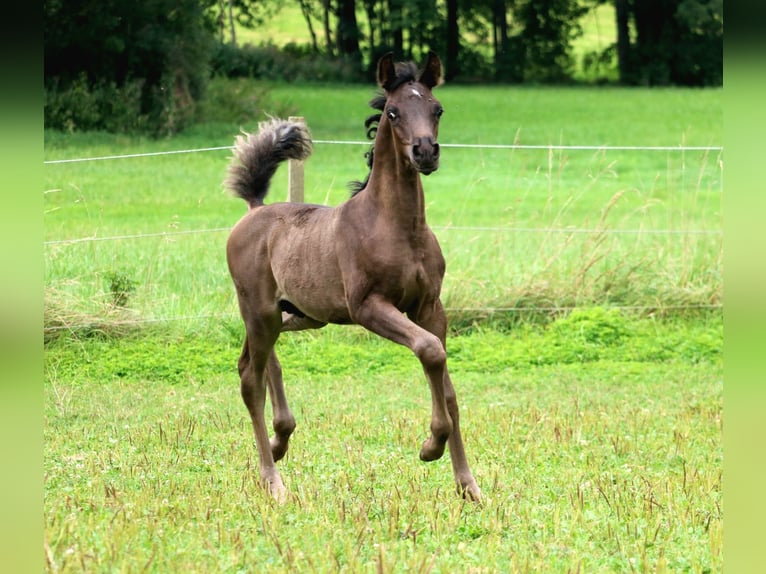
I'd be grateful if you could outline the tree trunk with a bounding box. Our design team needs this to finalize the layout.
[336,0,361,59]
[445,0,459,81]
[362,0,377,59]
[228,0,237,47]
[298,0,320,53]
[388,0,404,56]
[615,0,630,83]
[321,0,334,56]
[217,0,225,42]
[493,0,510,80]
[632,0,676,85]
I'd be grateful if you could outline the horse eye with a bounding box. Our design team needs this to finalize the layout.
[386,108,398,121]
[435,107,444,118]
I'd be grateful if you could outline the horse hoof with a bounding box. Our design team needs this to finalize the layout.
[268,483,289,504]
[419,437,446,461]
[270,437,289,462]
[261,475,289,503]
[460,482,482,504]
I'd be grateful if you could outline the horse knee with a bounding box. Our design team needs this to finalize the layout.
[273,414,296,437]
[414,333,446,370]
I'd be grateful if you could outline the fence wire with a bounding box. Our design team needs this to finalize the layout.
[44,141,723,165]
[44,139,723,326]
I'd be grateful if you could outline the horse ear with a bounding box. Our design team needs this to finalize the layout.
[419,52,443,89]
[377,52,396,90]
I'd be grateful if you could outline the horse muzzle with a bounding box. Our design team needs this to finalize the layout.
[411,137,440,175]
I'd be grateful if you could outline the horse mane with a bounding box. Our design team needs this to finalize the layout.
[349,61,420,196]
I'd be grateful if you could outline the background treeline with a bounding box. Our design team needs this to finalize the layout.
[44,0,722,135]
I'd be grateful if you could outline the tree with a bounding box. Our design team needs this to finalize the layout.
[672,0,722,85]
[614,0,630,83]
[336,0,362,63]
[210,0,278,46]
[614,0,722,86]
[45,0,216,133]
[491,0,518,81]
[297,0,322,53]
[445,0,460,81]
[516,0,588,82]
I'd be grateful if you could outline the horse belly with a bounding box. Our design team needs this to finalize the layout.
[270,222,350,324]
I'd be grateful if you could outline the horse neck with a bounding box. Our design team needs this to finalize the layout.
[364,121,427,231]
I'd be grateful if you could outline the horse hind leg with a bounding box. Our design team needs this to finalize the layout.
[264,311,328,460]
[238,327,287,501]
[265,349,295,462]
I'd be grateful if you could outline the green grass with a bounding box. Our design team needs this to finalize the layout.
[44,84,722,570]
[44,311,722,572]
[44,83,722,332]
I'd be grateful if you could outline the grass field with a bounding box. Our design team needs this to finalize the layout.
[45,312,722,572]
[44,84,722,330]
[44,82,722,572]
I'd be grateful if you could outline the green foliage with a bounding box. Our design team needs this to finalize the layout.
[47,333,235,384]
[210,42,364,83]
[194,77,298,125]
[42,1,724,139]
[45,310,721,383]
[673,0,723,86]
[44,0,215,135]
[452,48,495,82]
[580,44,619,84]
[103,269,137,308]
[44,74,149,134]
[447,309,720,372]
[623,0,722,86]
[516,0,589,83]
[547,307,630,359]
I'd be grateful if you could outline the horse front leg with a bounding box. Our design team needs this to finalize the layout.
[411,299,482,502]
[352,295,453,464]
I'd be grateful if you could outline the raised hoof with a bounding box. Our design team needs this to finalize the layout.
[270,437,289,462]
[419,436,447,462]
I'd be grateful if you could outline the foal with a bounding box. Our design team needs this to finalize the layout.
[226,52,481,502]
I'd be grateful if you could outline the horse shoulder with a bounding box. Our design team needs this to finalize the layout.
[421,227,446,276]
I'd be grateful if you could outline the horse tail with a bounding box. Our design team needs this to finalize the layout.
[226,118,312,208]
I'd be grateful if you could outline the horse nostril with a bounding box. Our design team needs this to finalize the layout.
[412,138,423,158]
[433,143,440,158]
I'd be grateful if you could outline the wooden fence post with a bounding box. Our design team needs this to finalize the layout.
[287,116,305,203]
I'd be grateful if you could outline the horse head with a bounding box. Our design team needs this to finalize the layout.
[376,52,444,176]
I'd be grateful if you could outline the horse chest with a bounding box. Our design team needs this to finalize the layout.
[366,242,442,304]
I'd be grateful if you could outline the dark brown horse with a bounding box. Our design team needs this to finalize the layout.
[225,52,481,502]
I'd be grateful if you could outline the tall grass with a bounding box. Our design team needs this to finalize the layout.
[44,84,721,335]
